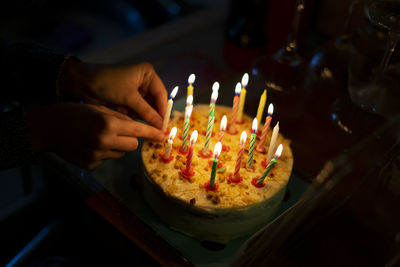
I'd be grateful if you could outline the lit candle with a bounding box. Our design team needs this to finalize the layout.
[185,94,193,116]
[237,73,249,122]
[162,86,179,132]
[257,144,283,185]
[256,103,273,153]
[218,115,227,142]
[209,82,219,118]
[203,110,215,155]
[266,122,279,164]
[233,131,247,180]
[256,89,267,130]
[164,127,177,159]
[185,130,198,174]
[187,74,195,98]
[181,105,193,152]
[209,142,222,188]
[228,82,241,134]
[246,118,258,170]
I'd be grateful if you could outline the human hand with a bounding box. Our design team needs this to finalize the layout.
[59,60,168,129]
[26,103,164,169]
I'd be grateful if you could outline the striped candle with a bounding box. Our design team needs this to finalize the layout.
[209,82,219,117]
[234,131,247,178]
[228,83,241,133]
[185,130,198,173]
[218,115,227,142]
[164,127,177,159]
[257,144,283,184]
[203,110,215,154]
[247,118,258,170]
[182,105,193,152]
[256,103,274,152]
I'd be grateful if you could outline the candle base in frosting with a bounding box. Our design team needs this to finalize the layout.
[204,181,219,192]
[222,145,230,152]
[179,167,195,180]
[178,147,189,155]
[199,150,212,158]
[228,174,243,184]
[251,177,265,188]
[227,128,239,135]
[159,152,174,163]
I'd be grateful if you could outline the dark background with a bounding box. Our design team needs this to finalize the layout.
[0,0,395,266]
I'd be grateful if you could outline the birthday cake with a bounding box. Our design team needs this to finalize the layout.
[140,104,293,243]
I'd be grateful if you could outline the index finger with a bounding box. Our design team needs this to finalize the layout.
[117,119,164,141]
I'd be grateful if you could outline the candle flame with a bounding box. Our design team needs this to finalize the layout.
[170,86,178,99]
[185,105,193,118]
[275,144,283,158]
[212,82,219,91]
[241,73,249,87]
[169,127,177,140]
[186,95,193,105]
[252,118,258,132]
[188,74,195,84]
[235,82,241,95]
[268,103,274,116]
[240,131,247,145]
[220,115,227,131]
[190,130,198,144]
[214,142,222,158]
[211,89,218,103]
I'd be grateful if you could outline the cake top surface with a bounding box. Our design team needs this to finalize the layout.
[141,104,293,211]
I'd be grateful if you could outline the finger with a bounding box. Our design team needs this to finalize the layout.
[143,70,168,118]
[129,94,163,129]
[105,136,139,152]
[118,120,164,141]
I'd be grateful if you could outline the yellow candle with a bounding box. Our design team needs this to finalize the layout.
[187,74,195,97]
[256,89,267,129]
[237,73,249,122]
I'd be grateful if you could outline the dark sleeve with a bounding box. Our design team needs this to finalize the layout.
[0,106,36,170]
[0,39,69,104]
[0,39,71,169]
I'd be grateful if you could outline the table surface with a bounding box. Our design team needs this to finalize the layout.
[48,3,386,266]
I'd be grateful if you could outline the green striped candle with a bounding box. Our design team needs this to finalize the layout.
[257,144,283,184]
[246,118,258,170]
[182,105,193,152]
[203,110,215,154]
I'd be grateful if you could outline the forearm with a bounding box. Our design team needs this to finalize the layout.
[0,39,70,104]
